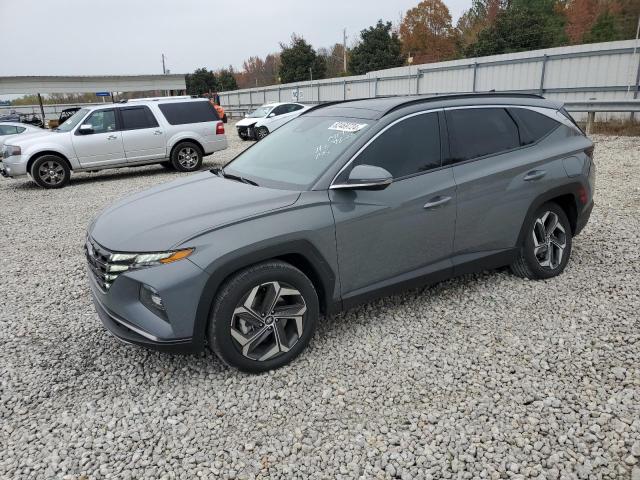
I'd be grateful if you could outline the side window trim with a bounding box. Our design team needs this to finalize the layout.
[331,108,444,186]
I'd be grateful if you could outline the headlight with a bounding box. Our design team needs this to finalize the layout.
[111,248,194,268]
[2,145,21,158]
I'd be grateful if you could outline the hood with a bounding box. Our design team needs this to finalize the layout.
[236,117,261,127]
[90,171,300,252]
[8,130,58,146]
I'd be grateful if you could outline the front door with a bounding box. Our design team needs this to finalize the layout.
[119,105,166,162]
[72,109,125,167]
[330,111,456,300]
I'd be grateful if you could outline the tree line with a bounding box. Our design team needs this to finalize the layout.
[186,0,639,95]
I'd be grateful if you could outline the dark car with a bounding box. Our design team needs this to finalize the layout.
[85,93,595,372]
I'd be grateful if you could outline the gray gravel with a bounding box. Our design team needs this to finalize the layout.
[1,128,639,479]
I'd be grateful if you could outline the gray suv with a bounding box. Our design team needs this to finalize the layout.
[86,94,595,372]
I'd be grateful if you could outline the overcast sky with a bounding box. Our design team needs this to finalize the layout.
[0,0,471,77]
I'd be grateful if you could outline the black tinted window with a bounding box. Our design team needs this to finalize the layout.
[352,113,441,178]
[120,106,158,130]
[446,108,519,162]
[158,101,219,125]
[290,104,304,112]
[509,108,559,145]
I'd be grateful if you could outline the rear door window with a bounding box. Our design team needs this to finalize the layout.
[445,108,520,162]
[158,101,219,125]
[509,108,560,145]
[352,112,441,178]
[120,106,159,130]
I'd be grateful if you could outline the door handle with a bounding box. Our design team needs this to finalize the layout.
[423,196,452,209]
[107,135,117,140]
[153,130,163,135]
[524,170,546,181]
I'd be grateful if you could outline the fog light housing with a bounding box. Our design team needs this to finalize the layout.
[140,284,167,319]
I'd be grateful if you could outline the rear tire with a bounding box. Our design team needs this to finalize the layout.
[208,261,319,373]
[171,142,203,172]
[30,155,70,189]
[511,202,572,280]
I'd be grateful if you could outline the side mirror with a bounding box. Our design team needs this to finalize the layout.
[267,112,276,118]
[78,124,94,135]
[331,164,393,191]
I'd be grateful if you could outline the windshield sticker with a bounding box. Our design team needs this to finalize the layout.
[328,121,368,133]
[314,144,330,160]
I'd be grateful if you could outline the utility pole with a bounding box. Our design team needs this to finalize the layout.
[343,28,347,73]
[310,67,313,82]
[162,53,166,74]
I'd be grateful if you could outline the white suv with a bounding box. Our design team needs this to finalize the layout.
[0,97,228,188]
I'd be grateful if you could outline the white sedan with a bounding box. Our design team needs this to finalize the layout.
[236,102,310,140]
[0,122,42,146]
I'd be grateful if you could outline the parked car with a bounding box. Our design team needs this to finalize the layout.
[0,97,227,188]
[85,93,594,372]
[236,102,310,140]
[0,122,42,145]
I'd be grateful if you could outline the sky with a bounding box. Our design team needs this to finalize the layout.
[0,0,471,77]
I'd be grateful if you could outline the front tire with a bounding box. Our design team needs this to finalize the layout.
[208,261,319,373]
[171,142,203,172]
[256,126,269,140]
[511,202,572,280]
[30,155,70,189]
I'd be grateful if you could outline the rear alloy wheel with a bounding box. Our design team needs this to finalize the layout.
[31,155,70,189]
[255,126,269,140]
[511,202,572,280]
[171,142,203,172]
[208,261,318,372]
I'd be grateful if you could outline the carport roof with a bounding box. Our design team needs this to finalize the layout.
[0,75,186,95]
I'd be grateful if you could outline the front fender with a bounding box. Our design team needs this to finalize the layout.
[23,138,79,169]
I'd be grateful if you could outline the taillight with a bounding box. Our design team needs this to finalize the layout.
[216,122,225,135]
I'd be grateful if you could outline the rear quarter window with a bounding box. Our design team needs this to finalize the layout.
[509,108,560,145]
[158,101,219,125]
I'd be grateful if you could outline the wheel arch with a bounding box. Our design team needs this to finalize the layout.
[169,138,205,159]
[516,183,582,247]
[191,240,339,351]
[27,150,73,174]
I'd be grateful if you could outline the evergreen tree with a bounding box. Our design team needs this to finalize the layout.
[349,21,404,75]
[279,36,326,83]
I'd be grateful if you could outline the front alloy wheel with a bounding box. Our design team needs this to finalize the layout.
[230,281,307,361]
[31,155,70,188]
[208,260,319,372]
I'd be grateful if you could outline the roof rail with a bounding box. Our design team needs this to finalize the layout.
[300,97,394,116]
[127,95,193,102]
[382,92,545,116]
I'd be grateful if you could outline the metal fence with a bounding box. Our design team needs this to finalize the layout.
[218,39,640,121]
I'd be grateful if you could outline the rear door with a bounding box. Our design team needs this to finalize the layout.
[330,111,456,299]
[446,106,562,262]
[71,108,125,167]
[119,105,166,162]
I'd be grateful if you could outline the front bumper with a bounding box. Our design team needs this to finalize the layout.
[87,248,210,354]
[237,124,256,140]
[0,155,28,177]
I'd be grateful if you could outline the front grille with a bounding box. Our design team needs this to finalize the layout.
[85,237,136,292]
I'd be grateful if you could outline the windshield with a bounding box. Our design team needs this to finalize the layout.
[224,116,372,190]
[56,108,89,132]
[247,106,273,118]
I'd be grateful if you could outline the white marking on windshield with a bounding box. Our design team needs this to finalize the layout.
[328,121,368,133]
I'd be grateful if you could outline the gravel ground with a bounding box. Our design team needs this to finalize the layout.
[0,128,639,480]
